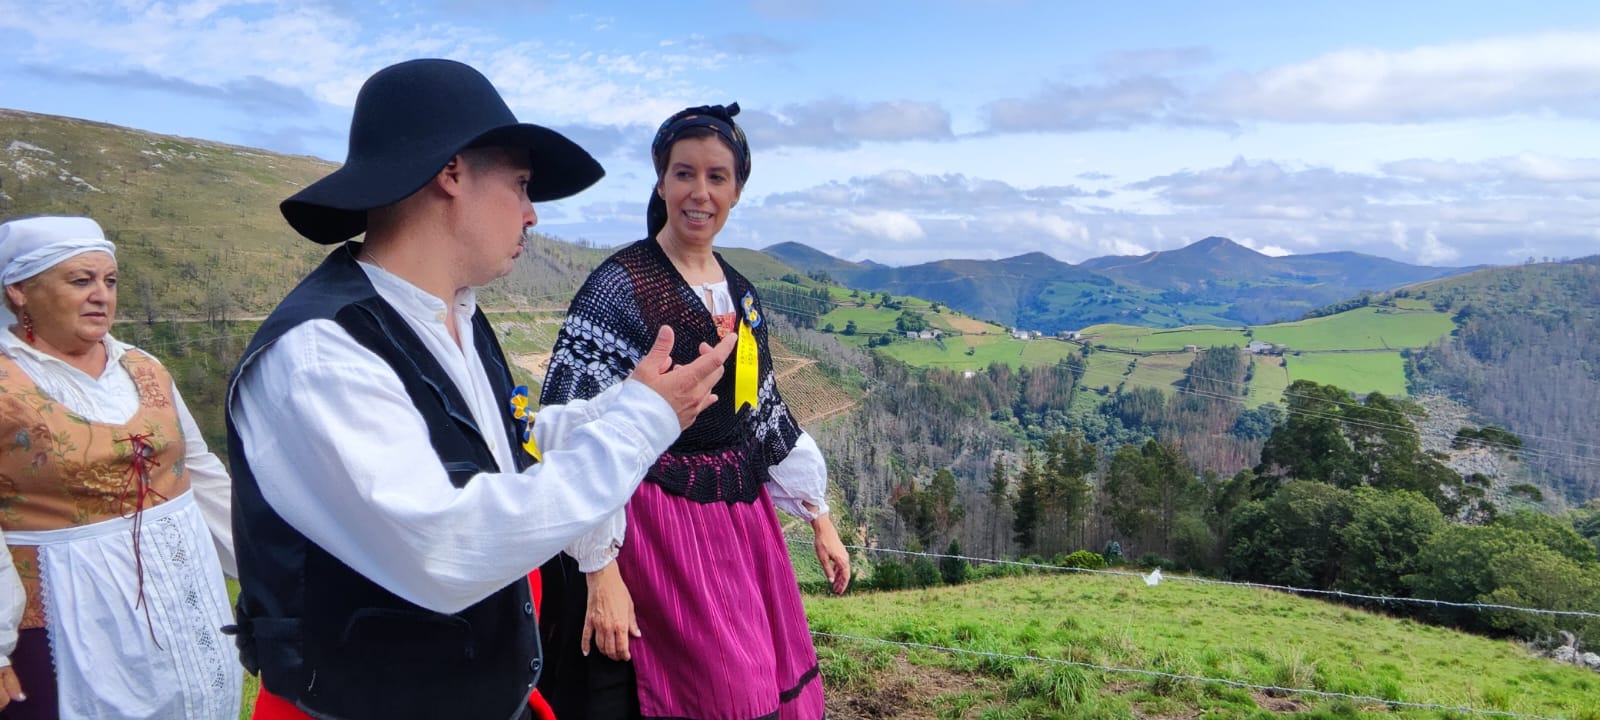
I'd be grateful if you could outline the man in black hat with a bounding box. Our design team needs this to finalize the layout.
[225,58,733,720]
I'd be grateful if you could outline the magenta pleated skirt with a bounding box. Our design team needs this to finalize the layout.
[619,481,825,720]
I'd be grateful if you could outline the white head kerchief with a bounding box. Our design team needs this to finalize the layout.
[0,216,117,327]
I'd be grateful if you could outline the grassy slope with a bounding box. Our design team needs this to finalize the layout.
[2,109,336,318]
[1248,355,1291,407]
[801,572,1599,719]
[1285,352,1410,397]
[1074,306,1458,402]
[1253,308,1456,352]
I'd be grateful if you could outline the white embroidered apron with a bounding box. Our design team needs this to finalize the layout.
[5,490,242,719]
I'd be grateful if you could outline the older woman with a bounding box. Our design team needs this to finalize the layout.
[0,216,241,719]
[537,104,849,720]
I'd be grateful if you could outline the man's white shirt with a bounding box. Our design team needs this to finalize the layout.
[231,260,679,614]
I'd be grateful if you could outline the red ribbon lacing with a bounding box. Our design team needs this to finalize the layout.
[118,432,168,647]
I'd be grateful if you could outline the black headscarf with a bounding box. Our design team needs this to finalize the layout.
[647,103,751,239]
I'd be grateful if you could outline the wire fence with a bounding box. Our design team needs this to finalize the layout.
[813,631,1573,720]
[809,540,1600,620]
[784,537,1595,718]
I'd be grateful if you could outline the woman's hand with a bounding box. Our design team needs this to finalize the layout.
[812,514,851,595]
[582,562,640,662]
[0,665,24,709]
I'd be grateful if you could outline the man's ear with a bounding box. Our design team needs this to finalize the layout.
[435,155,468,197]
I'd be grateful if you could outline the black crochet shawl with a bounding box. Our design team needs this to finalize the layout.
[540,237,803,504]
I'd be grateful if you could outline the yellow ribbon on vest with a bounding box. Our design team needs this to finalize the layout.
[735,318,758,411]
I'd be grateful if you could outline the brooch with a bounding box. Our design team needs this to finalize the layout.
[508,386,543,463]
[741,291,761,328]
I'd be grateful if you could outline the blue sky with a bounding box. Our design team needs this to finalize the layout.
[3,0,1599,267]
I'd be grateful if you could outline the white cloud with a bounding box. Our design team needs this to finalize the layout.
[1416,225,1460,264]
[993,210,1087,243]
[983,75,1229,133]
[844,211,925,242]
[742,99,953,149]
[1205,31,1600,123]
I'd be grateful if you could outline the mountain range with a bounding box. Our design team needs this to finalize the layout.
[763,236,1474,331]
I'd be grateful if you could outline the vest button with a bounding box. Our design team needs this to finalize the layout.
[529,658,543,673]
[524,601,534,616]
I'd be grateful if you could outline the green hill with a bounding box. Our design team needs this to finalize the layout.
[797,568,1599,719]
[1396,257,1600,502]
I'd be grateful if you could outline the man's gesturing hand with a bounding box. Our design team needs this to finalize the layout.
[628,326,737,430]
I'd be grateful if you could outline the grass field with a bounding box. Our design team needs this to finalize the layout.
[1123,353,1194,394]
[1284,352,1410,397]
[801,571,1600,719]
[1082,309,1454,355]
[1080,324,1251,352]
[876,334,1079,370]
[1247,355,1290,407]
[1078,350,1136,393]
[1252,308,1455,351]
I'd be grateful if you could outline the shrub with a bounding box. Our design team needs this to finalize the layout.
[872,560,909,591]
[940,540,970,585]
[1056,550,1107,570]
[909,557,942,588]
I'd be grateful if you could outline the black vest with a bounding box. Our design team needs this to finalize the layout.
[225,244,539,720]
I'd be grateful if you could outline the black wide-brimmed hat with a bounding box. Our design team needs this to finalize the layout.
[281,58,605,244]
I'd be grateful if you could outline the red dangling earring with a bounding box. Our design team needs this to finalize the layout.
[21,311,34,344]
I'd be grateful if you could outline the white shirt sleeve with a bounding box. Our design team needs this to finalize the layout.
[172,384,237,579]
[528,390,629,573]
[0,529,23,668]
[231,320,679,615]
[766,432,830,520]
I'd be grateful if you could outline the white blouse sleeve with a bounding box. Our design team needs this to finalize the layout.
[766,432,830,520]
[0,530,23,668]
[173,384,237,579]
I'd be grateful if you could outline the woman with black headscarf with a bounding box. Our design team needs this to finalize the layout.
[537,104,849,720]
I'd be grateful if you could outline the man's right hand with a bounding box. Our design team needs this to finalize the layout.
[628,326,736,430]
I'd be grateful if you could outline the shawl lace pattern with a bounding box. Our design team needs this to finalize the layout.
[542,238,803,504]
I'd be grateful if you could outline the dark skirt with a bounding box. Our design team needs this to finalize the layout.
[0,628,59,720]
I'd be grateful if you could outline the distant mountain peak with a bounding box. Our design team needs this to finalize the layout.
[1004,250,1061,264]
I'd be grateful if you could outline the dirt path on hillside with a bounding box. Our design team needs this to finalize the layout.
[774,354,815,380]
[512,352,551,380]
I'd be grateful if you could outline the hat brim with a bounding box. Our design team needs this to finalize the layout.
[281,123,605,244]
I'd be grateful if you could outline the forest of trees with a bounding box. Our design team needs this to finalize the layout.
[1408,260,1600,501]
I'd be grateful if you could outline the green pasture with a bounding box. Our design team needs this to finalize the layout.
[1078,350,1136,393]
[1253,308,1455,351]
[1246,355,1290,407]
[874,334,1078,370]
[1284,352,1409,397]
[1080,324,1251,352]
[1123,354,1195,394]
[802,572,1600,719]
[820,305,900,336]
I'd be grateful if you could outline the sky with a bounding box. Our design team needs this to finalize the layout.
[3,0,1600,268]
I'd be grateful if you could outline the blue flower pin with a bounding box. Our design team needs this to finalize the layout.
[742,291,761,328]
